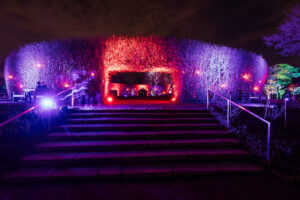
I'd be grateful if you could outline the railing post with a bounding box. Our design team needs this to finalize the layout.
[71,89,74,108]
[227,99,230,126]
[266,123,271,162]
[207,88,209,109]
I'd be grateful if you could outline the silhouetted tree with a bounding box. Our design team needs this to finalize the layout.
[264,5,300,57]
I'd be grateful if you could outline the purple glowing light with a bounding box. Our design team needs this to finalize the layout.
[40,98,56,109]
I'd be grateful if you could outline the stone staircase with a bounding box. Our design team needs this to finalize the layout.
[2,108,262,182]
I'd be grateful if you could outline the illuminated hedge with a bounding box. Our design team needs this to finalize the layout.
[4,36,268,102]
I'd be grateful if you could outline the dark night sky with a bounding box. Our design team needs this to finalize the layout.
[0,0,299,72]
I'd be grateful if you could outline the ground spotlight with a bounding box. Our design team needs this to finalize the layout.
[253,86,259,92]
[40,98,56,109]
[107,96,114,103]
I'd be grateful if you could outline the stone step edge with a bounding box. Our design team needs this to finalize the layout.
[2,162,263,182]
[21,149,250,164]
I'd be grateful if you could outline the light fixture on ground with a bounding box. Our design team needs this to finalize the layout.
[107,96,114,103]
[40,98,56,109]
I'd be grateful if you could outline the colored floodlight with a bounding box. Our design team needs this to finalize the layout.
[107,96,113,103]
[41,98,55,109]
[220,84,226,89]
[242,73,250,81]
[253,86,259,92]
[64,83,70,88]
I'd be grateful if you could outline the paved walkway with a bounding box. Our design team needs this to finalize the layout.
[0,174,299,200]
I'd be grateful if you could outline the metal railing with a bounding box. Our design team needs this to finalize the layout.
[207,88,271,162]
[0,83,84,128]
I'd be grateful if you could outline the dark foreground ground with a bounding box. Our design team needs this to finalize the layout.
[0,174,299,200]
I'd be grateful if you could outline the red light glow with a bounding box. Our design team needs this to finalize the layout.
[253,86,259,92]
[107,96,113,103]
[64,83,70,88]
[8,75,13,79]
[91,72,95,77]
[171,97,176,102]
[103,37,181,102]
[242,73,250,81]
[196,70,201,75]
[220,84,226,89]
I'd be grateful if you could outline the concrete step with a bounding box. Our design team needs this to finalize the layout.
[36,139,240,152]
[21,149,251,167]
[68,113,214,119]
[65,118,219,124]
[47,130,233,141]
[2,161,262,182]
[56,123,226,132]
[69,109,210,114]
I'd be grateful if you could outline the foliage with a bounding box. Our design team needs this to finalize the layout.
[264,5,300,57]
[264,64,300,98]
[5,36,268,102]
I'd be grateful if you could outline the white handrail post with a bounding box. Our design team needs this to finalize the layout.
[267,123,271,162]
[227,99,230,126]
[229,95,232,117]
[206,88,209,109]
[71,89,74,108]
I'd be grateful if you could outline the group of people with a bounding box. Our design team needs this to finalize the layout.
[24,76,101,107]
[25,81,52,103]
[73,77,101,107]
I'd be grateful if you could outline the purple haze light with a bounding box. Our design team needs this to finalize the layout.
[41,98,56,109]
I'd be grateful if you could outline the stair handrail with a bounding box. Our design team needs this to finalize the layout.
[206,88,271,163]
[0,80,88,128]
[57,79,89,107]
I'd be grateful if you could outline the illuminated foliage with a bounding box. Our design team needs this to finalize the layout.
[264,64,300,98]
[179,39,267,101]
[5,36,268,102]
[264,5,300,57]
